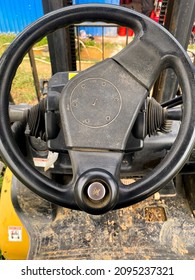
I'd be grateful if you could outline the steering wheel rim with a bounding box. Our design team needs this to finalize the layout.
[0,4,195,214]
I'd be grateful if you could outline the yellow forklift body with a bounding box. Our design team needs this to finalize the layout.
[0,168,29,260]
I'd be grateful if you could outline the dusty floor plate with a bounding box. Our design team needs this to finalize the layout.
[13,177,195,260]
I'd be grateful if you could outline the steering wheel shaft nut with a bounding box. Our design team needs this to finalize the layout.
[87,181,106,202]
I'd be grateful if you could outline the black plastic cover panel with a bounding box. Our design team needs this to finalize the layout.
[60,59,148,151]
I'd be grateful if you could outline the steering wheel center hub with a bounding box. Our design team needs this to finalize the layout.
[70,78,122,128]
[74,169,119,214]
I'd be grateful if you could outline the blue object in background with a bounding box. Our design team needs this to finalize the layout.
[0,0,43,33]
[0,0,119,35]
[75,0,119,36]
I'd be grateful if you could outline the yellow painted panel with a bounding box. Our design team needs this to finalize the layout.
[68,72,78,80]
[0,168,30,259]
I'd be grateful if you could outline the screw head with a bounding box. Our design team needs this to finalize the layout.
[87,182,106,202]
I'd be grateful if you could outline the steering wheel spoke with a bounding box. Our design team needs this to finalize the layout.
[113,15,187,91]
[69,150,123,214]
[114,36,163,89]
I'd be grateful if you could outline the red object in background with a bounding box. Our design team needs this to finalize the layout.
[118,0,135,36]
[150,0,162,23]
[118,0,155,36]
[118,26,134,36]
[192,24,195,34]
[150,10,159,22]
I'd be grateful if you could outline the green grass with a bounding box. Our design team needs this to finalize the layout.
[0,34,51,104]
[0,33,16,45]
[0,33,47,46]
[83,39,96,47]
[34,36,48,47]
[0,34,48,56]
[188,42,195,48]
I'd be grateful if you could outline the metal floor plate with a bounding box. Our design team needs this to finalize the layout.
[13,177,195,260]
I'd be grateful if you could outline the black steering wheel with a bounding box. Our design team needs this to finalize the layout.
[0,4,195,215]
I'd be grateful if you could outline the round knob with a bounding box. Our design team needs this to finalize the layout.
[87,181,106,202]
[75,169,118,215]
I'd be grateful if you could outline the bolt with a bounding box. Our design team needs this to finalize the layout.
[87,182,106,202]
